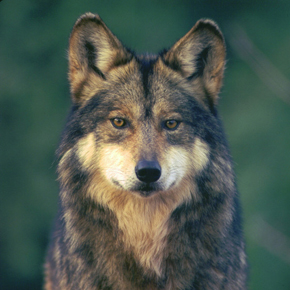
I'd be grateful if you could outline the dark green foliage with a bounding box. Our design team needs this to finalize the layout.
[0,1,290,289]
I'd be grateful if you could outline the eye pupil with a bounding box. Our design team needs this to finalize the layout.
[165,120,178,129]
[113,118,125,127]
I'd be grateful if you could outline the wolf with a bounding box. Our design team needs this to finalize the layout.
[44,12,248,290]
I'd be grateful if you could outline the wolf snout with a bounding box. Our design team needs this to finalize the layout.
[135,160,161,183]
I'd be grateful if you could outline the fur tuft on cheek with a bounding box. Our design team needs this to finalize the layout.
[76,133,98,171]
[160,137,209,191]
[191,137,210,172]
[98,145,136,190]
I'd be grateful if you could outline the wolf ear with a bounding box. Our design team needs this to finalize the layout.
[163,19,226,106]
[68,13,132,102]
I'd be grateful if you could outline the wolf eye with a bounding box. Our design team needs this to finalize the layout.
[111,118,127,128]
[164,120,179,130]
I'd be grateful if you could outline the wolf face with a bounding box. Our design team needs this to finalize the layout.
[71,74,211,199]
[45,13,247,290]
[59,13,225,201]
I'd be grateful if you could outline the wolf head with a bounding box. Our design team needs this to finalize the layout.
[58,13,227,204]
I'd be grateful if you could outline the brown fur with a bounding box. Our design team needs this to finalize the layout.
[45,13,247,290]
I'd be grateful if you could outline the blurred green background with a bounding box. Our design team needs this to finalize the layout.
[1,0,290,289]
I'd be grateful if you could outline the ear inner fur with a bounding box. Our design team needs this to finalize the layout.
[68,13,132,103]
[162,19,226,108]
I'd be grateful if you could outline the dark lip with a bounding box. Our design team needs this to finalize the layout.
[133,182,160,197]
[112,179,161,197]
[138,191,155,197]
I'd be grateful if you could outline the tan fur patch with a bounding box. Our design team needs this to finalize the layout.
[191,137,210,172]
[77,132,97,170]
[98,145,136,190]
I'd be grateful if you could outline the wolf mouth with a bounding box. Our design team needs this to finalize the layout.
[112,179,161,196]
[133,182,161,197]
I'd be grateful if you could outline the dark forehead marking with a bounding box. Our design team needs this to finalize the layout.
[135,54,158,118]
[137,54,158,97]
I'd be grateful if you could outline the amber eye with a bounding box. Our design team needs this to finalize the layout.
[164,120,179,130]
[111,118,126,128]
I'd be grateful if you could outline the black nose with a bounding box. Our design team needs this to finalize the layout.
[135,160,161,183]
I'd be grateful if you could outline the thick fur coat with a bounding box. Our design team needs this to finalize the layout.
[45,13,248,290]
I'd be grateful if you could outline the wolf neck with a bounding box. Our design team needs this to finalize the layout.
[89,180,194,277]
[117,195,171,276]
